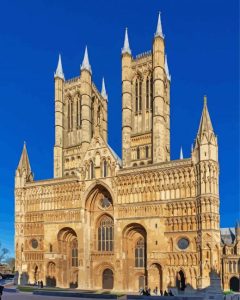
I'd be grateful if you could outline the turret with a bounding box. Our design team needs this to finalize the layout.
[15,142,33,188]
[122,28,133,167]
[80,46,92,153]
[54,54,64,178]
[192,96,218,164]
[152,13,169,163]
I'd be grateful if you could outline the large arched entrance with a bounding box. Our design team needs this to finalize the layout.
[102,268,114,289]
[229,276,239,292]
[57,227,78,288]
[176,270,186,291]
[123,223,147,291]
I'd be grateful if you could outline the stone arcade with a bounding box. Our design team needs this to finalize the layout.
[14,14,240,292]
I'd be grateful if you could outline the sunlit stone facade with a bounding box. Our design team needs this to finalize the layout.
[14,14,239,292]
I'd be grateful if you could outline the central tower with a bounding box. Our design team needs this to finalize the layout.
[122,13,171,168]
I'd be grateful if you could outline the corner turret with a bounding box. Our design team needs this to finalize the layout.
[15,142,33,188]
[192,96,218,164]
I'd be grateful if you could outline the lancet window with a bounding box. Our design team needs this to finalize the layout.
[68,97,73,131]
[98,216,114,251]
[76,94,82,128]
[135,238,145,268]
[71,239,78,267]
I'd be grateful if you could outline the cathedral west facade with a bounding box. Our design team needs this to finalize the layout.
[14,14,240,292]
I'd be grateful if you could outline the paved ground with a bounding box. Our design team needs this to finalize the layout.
[2,291,100,300]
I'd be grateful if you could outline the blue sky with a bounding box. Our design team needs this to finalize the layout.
[0,0,239,257]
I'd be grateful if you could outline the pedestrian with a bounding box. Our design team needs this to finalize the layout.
[164,290,168,296]
[40,280,43,288]
[160,289,163,296]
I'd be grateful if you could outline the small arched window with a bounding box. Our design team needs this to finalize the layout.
[103,160,108,177]
[229,261,232,273]
[137,147,140,160]
[135,238,145,268]
[98,216,114,251]
[150,76,153,110]
[233,261,236,273]
[68,97,73,131]
[135,80,138,113]
[146,77,149,110]
[76,94,82,128]
[49,244,53,252]
[146,146,149,158]
[139,80,142,111]
[89,161,95,179]
[71,239,78,267]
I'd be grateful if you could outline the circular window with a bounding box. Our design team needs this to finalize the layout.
[101,197,111,209]
[177,238,189,250]
[31,239,38,249]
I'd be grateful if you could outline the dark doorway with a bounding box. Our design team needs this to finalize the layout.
[102,269,114,289]
[46,276,56,287]
[176,270,186,291]
[230,276,239,292]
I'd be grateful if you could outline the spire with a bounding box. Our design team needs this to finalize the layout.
[155,12,164,38]
[54,54,65,80]
[197,95,214,140]
[122,28,131,55]
[81,46,92,73]
[101,77,107,99]
[165,55,171,81]
[180,146,183,159]
[17,142,32,177]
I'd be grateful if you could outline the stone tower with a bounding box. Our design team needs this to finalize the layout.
[192,96,220,288]
[122,13,170,168]
[53,48,108,178]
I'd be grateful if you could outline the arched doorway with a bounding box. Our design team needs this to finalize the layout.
[229,276,239,292]
[57,227,78,288]
[148,263,162,291]
[46,262,56,287]
[122,223,147,291]
[176,270,186,291]
[102,268,114,289]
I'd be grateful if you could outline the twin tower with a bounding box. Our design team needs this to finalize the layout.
[54,13,171,178]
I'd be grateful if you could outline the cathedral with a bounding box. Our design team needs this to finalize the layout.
[14,14,240,292]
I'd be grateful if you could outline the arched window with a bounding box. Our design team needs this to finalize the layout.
[229,261,232,273]
[139,80,142,111]
[150,76,153,110]
[76,94,82,128]
[233,261,236,273]
[135,80,138,113]
[135,238,145,267]
[103,160,108,177]
[146,77,149,110]
[89,161,95,179]
[146,146,149,158]
[98,216,114,251]
[49,244,53,252]
[71,239,78,267]
[68,98,73,131]
[137,147,140,160]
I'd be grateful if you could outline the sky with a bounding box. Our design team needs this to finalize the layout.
[0,0,239,257]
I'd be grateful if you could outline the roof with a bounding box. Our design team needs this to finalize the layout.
[220,227,236,245]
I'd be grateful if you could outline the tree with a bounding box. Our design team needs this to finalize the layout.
[5,257,15,273]
[0,243,9,263]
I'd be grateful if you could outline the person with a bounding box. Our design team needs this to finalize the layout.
[164,290,168,296]
[40,280,43,288]
[147,287,151,295]
[168,290,174,296]
[0,285,4,300]
[153,286,158,295]
[160,289,163,296]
